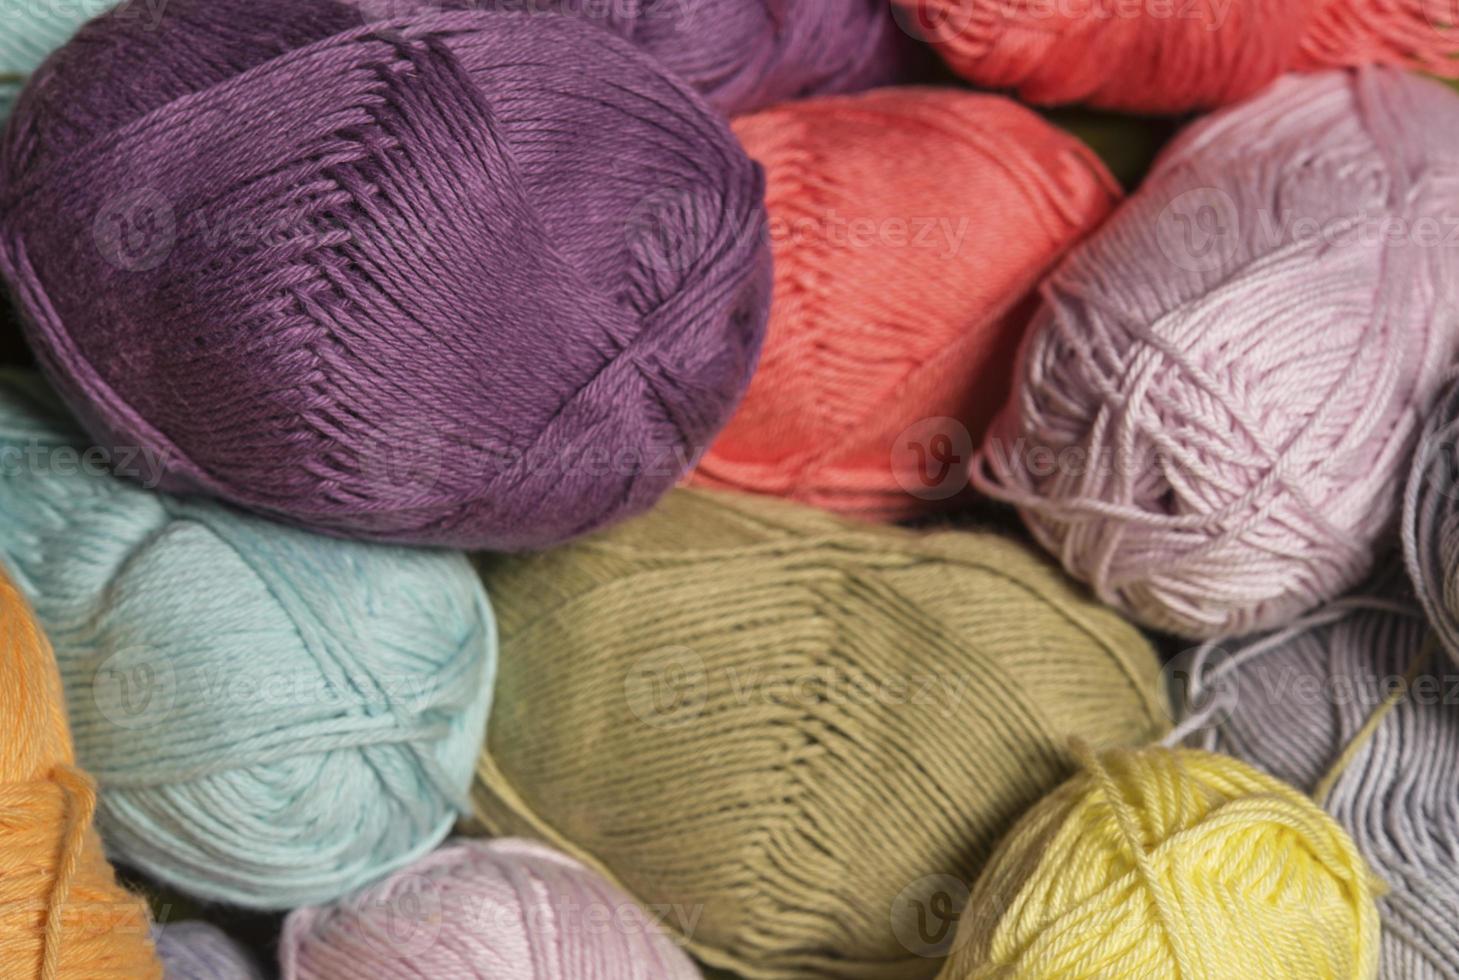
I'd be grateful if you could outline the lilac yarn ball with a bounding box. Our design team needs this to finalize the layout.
[154,922,263,980]
[973,68,1459,639]
[281,838,702,979]
[354,0,910,117]
[0,0,770,550]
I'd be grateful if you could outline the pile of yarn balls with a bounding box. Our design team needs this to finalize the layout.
[0,0,1456,974]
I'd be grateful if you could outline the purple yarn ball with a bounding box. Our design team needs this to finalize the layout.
[0,0,770,549]
[353,0,911,116]
[154,922,263,980]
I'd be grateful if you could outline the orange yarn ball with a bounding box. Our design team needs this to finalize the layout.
[898,0,1458,112]
[0,572,160,980]
[692,88,1119,521]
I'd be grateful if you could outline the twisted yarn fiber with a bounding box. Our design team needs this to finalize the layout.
[1190,579,1459,979]
[0,0,770,550]
[282,838,702,979]
[153,922,262,980]
[900,0,1459,111]
[691,88,1120,522]
[937,746,1380,979]
[1406,372,1459,669]
[972,68,1459,640]
[0,0,114,123]
[471,488,1169,980]
[0,370,497,909]
[360,0,908,117]
[0,569,160,979]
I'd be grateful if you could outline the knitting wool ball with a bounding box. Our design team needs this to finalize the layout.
[470,488,1168,980]
[282,838,700,979]
[690,88,1120,521]
[0,0,115,122]
[0,0,770,550]
[0,568,160,979]
[0,370,497,908]
[897,0,1459,111]
[154,923,262,980]
[971,68,1459,640]
[1405,373,1459,667]
[1190,579,1457,978]
[361,0,908,117]
[937,746,1379,979]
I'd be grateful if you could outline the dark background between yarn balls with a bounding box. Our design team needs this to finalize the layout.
[0,294,34,367]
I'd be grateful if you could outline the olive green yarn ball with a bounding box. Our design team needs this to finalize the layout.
[471,490,1168,980]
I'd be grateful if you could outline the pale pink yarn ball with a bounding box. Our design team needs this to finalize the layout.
[973,68,1459,640]
[281,839,701,979]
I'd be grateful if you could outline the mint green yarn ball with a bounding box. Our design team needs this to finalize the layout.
[0,371,497,909]
[0,0,117,121]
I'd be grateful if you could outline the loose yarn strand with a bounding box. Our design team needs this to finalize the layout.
[1072,743,1200,979]
[1313,634,1438,806]
[40,765,98,980]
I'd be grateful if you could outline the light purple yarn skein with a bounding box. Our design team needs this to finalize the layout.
[281,838,702,979]
[352,0,911,116]
[0,0,770,551]
[154,922,264,980]
[972,68,1459,639]
[1175,572,1459,979]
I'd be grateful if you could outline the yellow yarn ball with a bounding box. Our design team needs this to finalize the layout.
[938,746,1379,979]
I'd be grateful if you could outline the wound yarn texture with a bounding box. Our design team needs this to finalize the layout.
[0,567,160,980]
[0,370,497,909]
[470,488,1168,980]
[0,0,112,122]
[937,746,1380,979]
[354,0,909,116]
[281,838,701,979]
[0,0,770,550]
[692,87,1120,522]
[1405,371,1459,669]
[900,0,1459,111]
[153,923,262,980]
[1189,577,1459,979]
[972,68,1459,640]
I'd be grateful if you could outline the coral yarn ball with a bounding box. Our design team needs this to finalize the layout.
[897,0,1459,111]
[693,88,1119,520]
